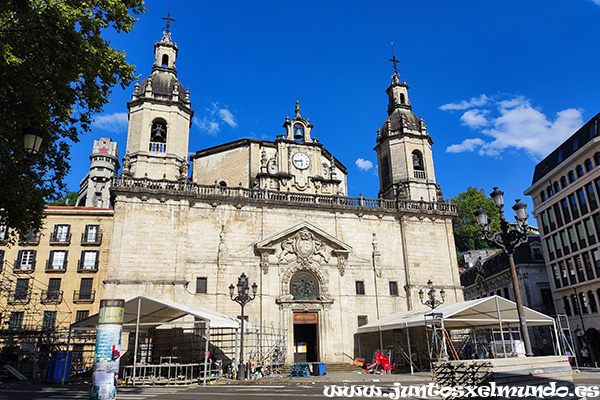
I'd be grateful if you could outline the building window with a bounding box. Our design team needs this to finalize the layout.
[51,224,71,243]
[83,225,100,243]
[355,281,365,295]
[79,278,94,300]
[547,185,554,197]
[576,165,584,178]
[563,296,572,316]
[585,219,596,245]
[412,150,424,171]
[577,189,589,215]
[561,176,568,189]
[560,199,571,224]
[76,310,90,322]
[551,264,561,288]
[14,278,29,301]
[46,278,62,301]
[558,150,563,163]
[8,312,24,330]
[0,225,7,241]
[588,291,598,313]
[196,277,207,294]
[583,252,595,281]
[531,245,543,260]
[0,250,4,266]
[42,311,57,330]
[389,281,398,296]
[540,190,546,202]
[80,251,99,270]
[568,171,575,183]
[554,182,560,194]
[150,119,167,152]
[357,316,368,327]
[595,152,600,167]
[586,159,594,172]
[569,194,579,219]
[553,204,564,228]
[48,250,68,270]
[503,287,510,300]
[573,137,580,151]
[571,294,581,315]
[586,184,598,211]
[17,250,36,270]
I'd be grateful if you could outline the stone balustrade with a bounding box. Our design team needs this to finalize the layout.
[112,176,456,216]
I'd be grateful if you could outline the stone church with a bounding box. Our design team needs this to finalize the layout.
[103,29,462,363]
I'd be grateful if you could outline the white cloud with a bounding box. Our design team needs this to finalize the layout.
[591,0,600,6]
[218,109,237,128]
[355,158,374,171]
[92,112,128,133]
[193,116,220,135]
[446,138,486,154]
[193,102,237,134]
[443,95,583,159]
[460,110,489,128]
[439,95,490,111]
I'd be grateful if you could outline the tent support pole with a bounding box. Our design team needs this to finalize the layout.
[552,319,561,356]
[495,296,507,358]
[379,328,383,351]
[203,322,210,386]
[406,327,414,375]
[132,297,141,385]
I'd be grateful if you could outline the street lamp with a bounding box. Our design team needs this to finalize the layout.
[474,187,533,357]
[229,273,257,380]
[419,280,446,310]
[0,125,46,174]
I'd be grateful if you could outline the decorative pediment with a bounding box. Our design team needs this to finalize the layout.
[254,221,352,275]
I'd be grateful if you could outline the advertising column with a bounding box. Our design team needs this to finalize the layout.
[90,299,125,400]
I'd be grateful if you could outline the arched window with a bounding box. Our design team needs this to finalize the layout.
[585,159,594,172]
[540,190,546,202]
[149,119,167,152]
[594,152,600,167]
[381,155,391,187]
[151,119,167,143]
[560,176,568,189]
[580,292,589,314]
[568,171,575,183]
[162,54,169,67]
[588,291,598,313]
[571,294,581,315]
[218,181,227,187]
[554,182,560,193]
[563,296,572,316]
[412,150,424,171]
[576,165,584,178]
[290,270,320,300]
[547,185,554,197]
[400,93,405,104]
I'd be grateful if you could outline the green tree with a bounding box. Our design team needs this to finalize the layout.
[452,187,501,252]
[48,191,79,206]
[0,0,145,243]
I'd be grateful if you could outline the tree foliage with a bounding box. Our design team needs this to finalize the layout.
[452,187,501,252]
[48,191,79,206]
[0,0,145,243]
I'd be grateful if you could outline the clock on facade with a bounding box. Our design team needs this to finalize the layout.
[292,152,310,170]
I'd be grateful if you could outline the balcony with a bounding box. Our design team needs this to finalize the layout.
[40,290,63,304]
[77,259,99,273]
[13,261,35,273]
[73,290,96,303]
[414,170,426,180]
[19,233,40,246]
[45,259,67,273]
[81,232,103,246]
[49,232,72,245]
[7,290,31,305]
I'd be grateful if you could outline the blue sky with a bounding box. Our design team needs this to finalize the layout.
[68,0,600,224]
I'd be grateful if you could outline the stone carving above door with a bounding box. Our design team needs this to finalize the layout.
[254,221,351,275]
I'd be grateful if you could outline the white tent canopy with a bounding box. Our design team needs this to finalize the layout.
[71,296,241,331]
[357,295,555,333]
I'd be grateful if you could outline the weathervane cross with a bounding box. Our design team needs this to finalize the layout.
[162,1,176,32]
[389,42,400,75]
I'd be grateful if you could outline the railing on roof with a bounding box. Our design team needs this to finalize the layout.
[111,176,456,215]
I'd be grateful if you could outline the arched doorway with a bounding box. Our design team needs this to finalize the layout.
[290,270,320,362]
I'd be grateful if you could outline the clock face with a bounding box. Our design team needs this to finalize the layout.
[292,152,310,170]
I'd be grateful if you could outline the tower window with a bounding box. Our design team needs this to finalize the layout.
[412,151,424,171]
[150,119,167,152]
[162,54,169,67]
[293,124,304,141]
[400,93,405,104]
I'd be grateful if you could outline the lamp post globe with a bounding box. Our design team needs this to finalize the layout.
[229,273,257,379]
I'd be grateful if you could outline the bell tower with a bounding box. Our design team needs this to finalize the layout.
[374,65,440,202]
[122,27,193,181]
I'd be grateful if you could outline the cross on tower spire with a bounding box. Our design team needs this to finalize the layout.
[389,42,400,76]
[161,1,176,33]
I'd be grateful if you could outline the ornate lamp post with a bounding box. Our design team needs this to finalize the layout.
[0,125,46,173]
[229,273,257,380]
[419,280,446,310]
[474,187,533,357]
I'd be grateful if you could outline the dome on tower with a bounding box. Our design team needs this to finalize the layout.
[380,107,421,138]
[139,72,187,103]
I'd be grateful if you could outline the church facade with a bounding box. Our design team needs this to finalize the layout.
[104,30,462,363]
